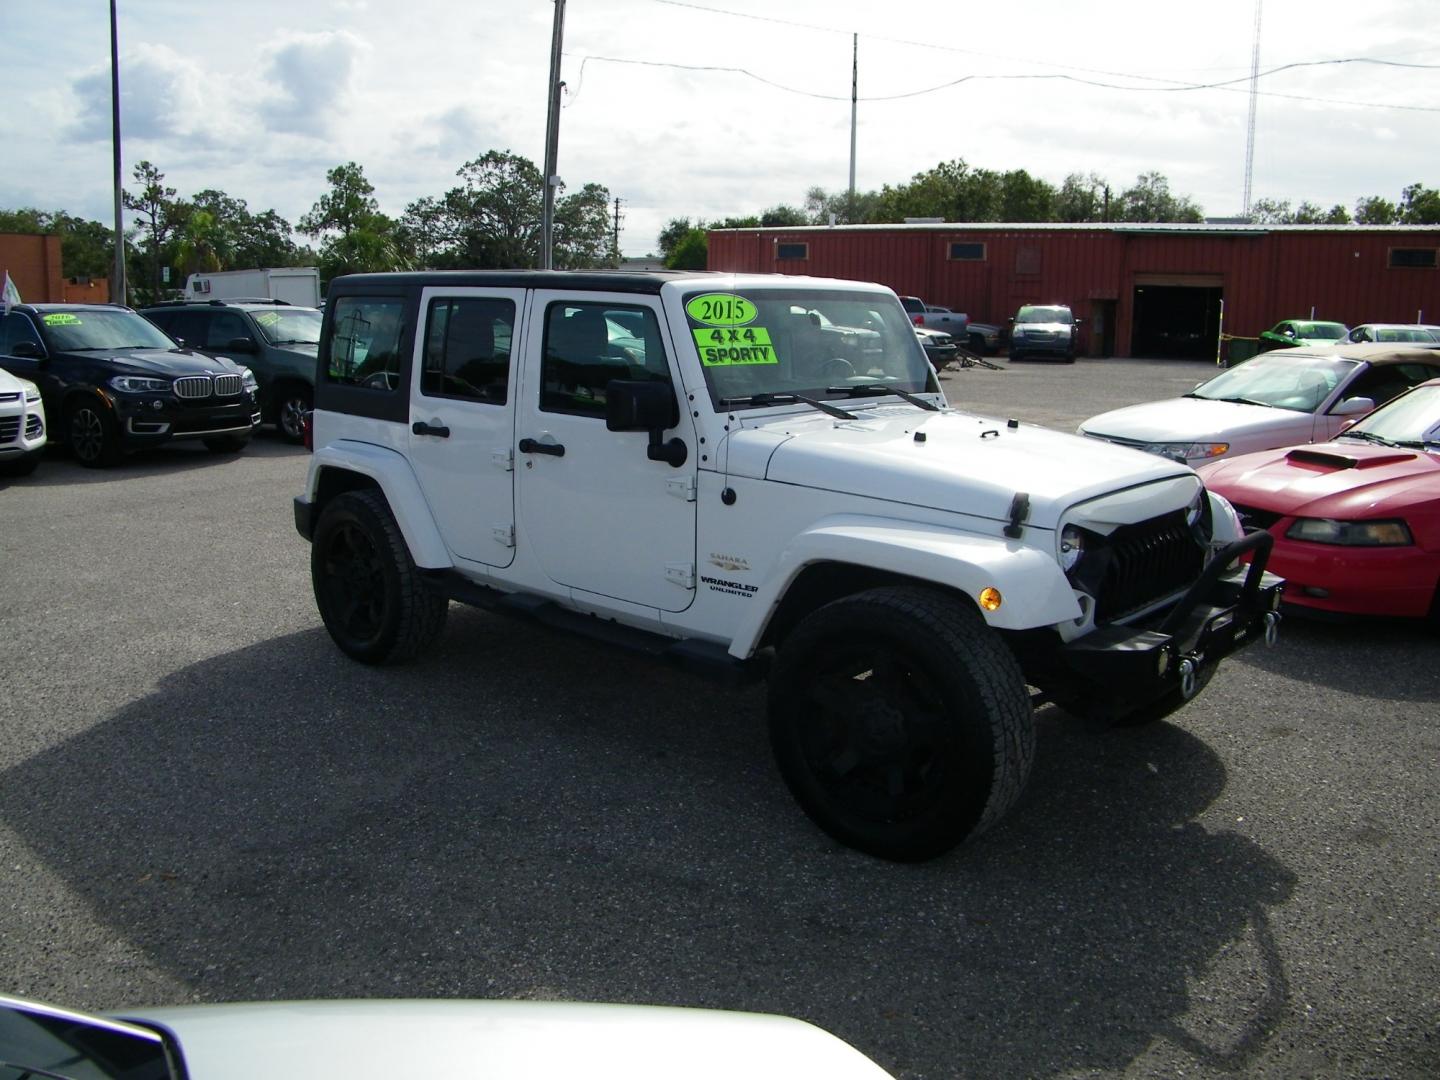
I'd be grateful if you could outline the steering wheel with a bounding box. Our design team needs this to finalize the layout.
[821,357,855,380]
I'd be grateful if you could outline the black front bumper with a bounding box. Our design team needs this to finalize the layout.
[113,393,258,446]
[1056,531,1283,713]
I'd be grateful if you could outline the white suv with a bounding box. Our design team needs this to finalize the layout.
[0,368,46,476]
[295,271,1282,861]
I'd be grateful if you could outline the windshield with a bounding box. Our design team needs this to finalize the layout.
[1016,306,1071,324]
[684,287,936,409]
[1293,322,1346,340]
[1344,382,1440,445]
[1191,353,1357,413]
[250,307,322,345]
[39,309,175,351]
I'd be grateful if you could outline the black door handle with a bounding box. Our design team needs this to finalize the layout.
[518,437,565,457]
[412,421,450,438]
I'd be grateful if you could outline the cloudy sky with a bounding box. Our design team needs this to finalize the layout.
[1,0,1436,257]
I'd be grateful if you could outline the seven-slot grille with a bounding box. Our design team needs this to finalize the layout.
[1093,511,1206,624]
[173,373,244,399]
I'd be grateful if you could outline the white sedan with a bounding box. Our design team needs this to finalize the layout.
[1078,344,1440,465]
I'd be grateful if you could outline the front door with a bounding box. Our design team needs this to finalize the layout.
[514,291,698,613]
[407,286,526,567]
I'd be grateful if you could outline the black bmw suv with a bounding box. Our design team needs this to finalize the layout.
[0,303,260,467]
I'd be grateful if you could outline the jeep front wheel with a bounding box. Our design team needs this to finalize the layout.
[311,490,448,664]
[767,586,1034,861]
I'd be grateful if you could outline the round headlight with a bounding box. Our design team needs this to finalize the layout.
[1059,525,1086,572]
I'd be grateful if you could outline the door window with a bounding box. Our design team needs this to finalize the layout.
[205,311,251,349]
[540,302,670,417]
[1,312,43,353]
[420,297,515,404]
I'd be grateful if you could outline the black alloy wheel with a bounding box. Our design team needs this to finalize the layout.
[68,400,119,468]
[278,388,312,443]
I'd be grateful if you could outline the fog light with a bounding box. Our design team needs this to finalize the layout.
[979,587,1002,612]
[1157,649,1171,676]
[151,400,163,410]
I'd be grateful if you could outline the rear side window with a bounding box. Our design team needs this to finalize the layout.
[540,302,670,417]
[420,297,515,404]
[326,296,406,391]
[2,312,44,353]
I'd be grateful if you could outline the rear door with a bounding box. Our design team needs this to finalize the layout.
[406,286,525,567]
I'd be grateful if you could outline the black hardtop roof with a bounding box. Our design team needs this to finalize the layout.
[329,269,721,295]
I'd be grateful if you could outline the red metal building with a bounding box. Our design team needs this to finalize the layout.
[706,223,1440,359]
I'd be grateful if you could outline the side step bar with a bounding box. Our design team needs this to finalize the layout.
[427,571,763,684]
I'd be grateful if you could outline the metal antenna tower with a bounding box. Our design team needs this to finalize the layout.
[1242,0,1263,219]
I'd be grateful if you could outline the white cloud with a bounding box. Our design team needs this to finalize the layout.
[261,31,368,137]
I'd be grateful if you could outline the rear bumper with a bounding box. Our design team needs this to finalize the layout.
[1057,531,1283,712]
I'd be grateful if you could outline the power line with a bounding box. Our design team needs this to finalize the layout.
[570,53,1440,113]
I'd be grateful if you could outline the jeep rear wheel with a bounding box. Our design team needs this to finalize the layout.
[311,490,448,664]
[768,586,1034,861]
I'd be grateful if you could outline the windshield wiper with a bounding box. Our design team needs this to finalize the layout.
[1338,430,1395,446]
[719,392,857,420]
[1388,438,1438,449]
[1199,394,1274,408]
[825,385,940,411]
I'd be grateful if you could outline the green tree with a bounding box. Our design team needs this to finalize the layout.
[1354,195,1398,224]
[667,228,708,270]
[1398,183,1440,224]
[1118,172,1203,223]
[122,161,182,303]
[554,181,615,269]
[760,204,807,227]
[300,162,407,280]
[1055,173,1110,222]
[657,217,695,262]
[999,169,1057,222]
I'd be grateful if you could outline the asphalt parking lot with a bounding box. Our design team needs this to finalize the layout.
[2,356,1436,1079]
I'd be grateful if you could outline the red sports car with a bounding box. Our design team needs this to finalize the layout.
[1198,378,1440,622]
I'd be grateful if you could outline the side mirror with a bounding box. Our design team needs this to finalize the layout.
[11,340,45,359]
[1332,396,1375,417]
[606,380,686,467]
[225,337,258,353]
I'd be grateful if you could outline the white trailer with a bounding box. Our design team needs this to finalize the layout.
[184,267,321,307]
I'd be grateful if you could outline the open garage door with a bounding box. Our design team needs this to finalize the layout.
[1132,274,1223,359]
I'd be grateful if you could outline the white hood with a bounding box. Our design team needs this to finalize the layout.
[126,999,894,1079]
[721,404,1190,530]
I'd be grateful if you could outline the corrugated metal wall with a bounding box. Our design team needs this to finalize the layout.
[706,225,1440,357]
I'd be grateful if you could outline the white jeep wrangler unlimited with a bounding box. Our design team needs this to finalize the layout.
[295,271,1282,861]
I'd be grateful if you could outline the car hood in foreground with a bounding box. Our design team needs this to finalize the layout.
[1081,396,1315,451]
[0,367,38,395]
[64,347,246,377]
[726,402,1191,530]
[1198,441,1440,518]
[124,999,894,1079]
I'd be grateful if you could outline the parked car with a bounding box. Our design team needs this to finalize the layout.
[0,303,259,466]
[1008,304,1078,362]
[898,295,969,337]
[1079,344,1440,466]
[1198,378,1440,623]
[0,367,46,476]
[0,992,896,1079]
[965,321,1002,354]
[914,326,958,370]
[1343,323,1440,345]
[142,299,321,442]
[1258,319,1348,350]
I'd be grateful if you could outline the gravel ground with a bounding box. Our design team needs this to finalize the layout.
[1,358,1435,1078]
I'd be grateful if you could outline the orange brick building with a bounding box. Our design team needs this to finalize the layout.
[1,232,111,304]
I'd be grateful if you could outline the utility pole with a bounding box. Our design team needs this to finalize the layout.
[847,34,857,223]
[611,197,624,266]
[540,0,567,270]
[109,0,126,304]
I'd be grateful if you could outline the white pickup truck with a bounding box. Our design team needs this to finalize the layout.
[295,270,1282,861]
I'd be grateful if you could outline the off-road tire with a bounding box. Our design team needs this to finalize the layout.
[311,490,448,664]
[67,399,121,468]
[767,585,1035,861]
